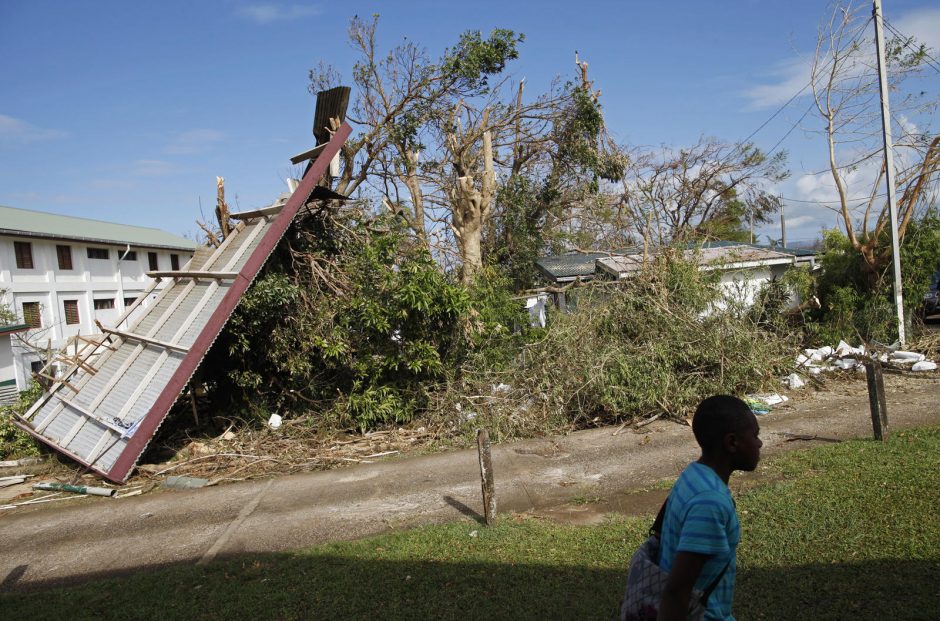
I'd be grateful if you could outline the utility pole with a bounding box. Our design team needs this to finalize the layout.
[873,0,906,345]
[780,203,787,248]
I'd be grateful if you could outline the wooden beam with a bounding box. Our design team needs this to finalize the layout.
[33,372,78,394]
[289,142,327,165]
[97,324,189,353]
[147,270,239,280]
[52,394,131,437]
[229,204,284,220]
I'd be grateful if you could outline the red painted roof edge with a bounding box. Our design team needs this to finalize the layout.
[105,123,352,482]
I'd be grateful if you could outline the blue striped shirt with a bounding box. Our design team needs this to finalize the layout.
[659,462,739,621]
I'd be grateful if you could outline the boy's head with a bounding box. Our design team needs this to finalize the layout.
[692,395,762,471]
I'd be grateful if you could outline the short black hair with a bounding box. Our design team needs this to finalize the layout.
[692,395,754,453]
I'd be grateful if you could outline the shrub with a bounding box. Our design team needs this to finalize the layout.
[447,251,796,439]
[0,381,42,459]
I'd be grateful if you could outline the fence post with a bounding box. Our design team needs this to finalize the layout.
[864,358,889,441]
[476,428,497,526]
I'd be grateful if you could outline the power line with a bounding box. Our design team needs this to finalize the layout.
[882,18,940,74]
[740,15,872,156]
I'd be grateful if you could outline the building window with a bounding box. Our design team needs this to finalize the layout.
[14,241,33,269]
[22,302,41,328]
[121,250,137,261]
[170,254,180,270]
[56,245,73,270]
[93,298,115,310]
[123,296,137,307]
[87,247,109,260]
[64,300,80,325]
[148,252,159,271]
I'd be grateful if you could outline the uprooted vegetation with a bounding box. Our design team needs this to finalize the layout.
[183,207,796,452]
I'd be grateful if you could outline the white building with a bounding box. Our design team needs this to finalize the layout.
[0,205,196,402]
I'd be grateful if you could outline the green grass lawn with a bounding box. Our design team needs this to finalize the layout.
[3,427,940,620]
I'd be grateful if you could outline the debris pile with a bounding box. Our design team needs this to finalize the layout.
[795,340,938,375]
[134,424,433,488]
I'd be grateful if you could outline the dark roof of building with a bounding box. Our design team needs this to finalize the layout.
[535,252,614,281]
[0,323,29,336]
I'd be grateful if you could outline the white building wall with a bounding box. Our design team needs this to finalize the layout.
[0,235,193,392]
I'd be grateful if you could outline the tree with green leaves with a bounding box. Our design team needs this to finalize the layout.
[310,16,617,284]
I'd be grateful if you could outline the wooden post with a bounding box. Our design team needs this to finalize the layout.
[864,359,889,440]
[476,428,496,526]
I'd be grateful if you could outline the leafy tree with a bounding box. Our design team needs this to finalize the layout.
[812,211,940,343]
[311,17,610,284]
[213,208,473,429]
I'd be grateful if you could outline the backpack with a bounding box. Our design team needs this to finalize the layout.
[618,496,728,621]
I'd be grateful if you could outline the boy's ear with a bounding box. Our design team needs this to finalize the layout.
[722,431,739,453]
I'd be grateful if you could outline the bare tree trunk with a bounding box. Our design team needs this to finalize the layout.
[215,176,232,239]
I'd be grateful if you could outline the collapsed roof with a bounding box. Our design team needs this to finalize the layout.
[14,100,352,483]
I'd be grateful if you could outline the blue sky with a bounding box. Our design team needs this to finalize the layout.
[1,0,939,245]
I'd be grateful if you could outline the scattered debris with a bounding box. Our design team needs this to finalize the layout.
[783,373,805,390]
[163,475,210,490]
[777,432,842,443]
[33,482,117,497]
[0,457,42,469]
[0,474,34,487]
[796,340,938,374]
[745,393,789,415]
[267,413,283,430]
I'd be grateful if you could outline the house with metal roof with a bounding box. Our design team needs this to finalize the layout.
[596,244,812,309]
[534,241,817,312]
[0,205,196,403]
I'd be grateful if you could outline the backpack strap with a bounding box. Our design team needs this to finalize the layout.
[650,495,669,537]
[653,491,731,606]
[698,560,731,605]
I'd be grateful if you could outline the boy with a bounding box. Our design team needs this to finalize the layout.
[657,395,762,621]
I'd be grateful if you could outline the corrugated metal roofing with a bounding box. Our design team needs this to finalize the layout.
[535,251,631,281]
[597,244,796,278]
[0,205,196,251]
[14,123,352,482]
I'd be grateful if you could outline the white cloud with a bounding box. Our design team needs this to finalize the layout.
[164,129,226,155]
[133,159,178,177]
[892,7,940,54]
[785,215,816,229]
[743,58,814,110]
[235,3,321,24]
[0,113,67,143]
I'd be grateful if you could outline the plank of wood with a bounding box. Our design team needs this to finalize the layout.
[289,142,327,165]
[147,270,239,279]
[229,204,285,220]
[97,326,189,353]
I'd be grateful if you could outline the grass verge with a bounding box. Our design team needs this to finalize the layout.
[2,427,939,620]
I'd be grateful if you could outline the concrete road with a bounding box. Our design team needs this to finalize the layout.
[1,374,937,591]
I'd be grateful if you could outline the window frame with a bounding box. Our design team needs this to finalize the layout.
[87,247,110,260]
[63,299,80,325]
[22,301,42,328]
[93,298,115,311]
[170,253,180,271]
[148,252,159,271]
[14,241,34,269]
[56,244,73,270]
